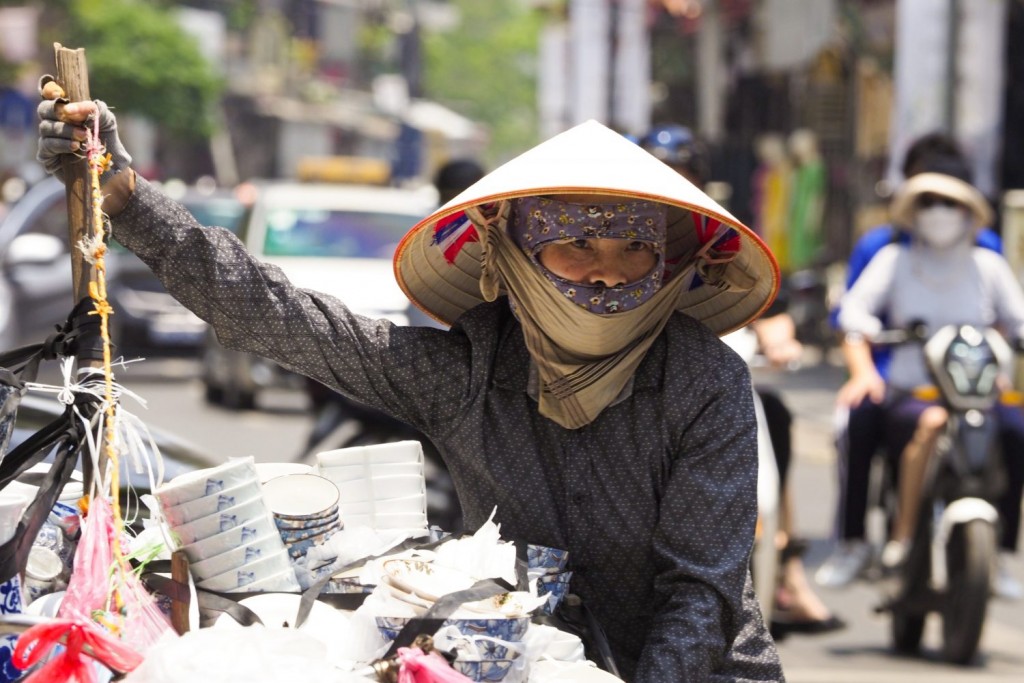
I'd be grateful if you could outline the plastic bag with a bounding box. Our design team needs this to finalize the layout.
[57,497,171,653]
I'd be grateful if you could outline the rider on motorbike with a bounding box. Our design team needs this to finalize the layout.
[837,163,1024,570]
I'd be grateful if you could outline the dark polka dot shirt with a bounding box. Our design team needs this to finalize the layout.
[113,178,785,682]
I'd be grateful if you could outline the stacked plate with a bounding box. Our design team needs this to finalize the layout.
[155,458,298,593]
[373,558,543,681]
[315,441,427,531]
[262,474,342,559]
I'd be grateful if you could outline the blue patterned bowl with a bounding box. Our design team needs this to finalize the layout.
[373,616,530,644]
[527,544,569,574]
[453,658,518,682]
[537,571,573,615]
[284,526,340,559]
[278,516,341,543]
[273,505,340,531]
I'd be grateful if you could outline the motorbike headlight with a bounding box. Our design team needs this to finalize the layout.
[944,338,998,397]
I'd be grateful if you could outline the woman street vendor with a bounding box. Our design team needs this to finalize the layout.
[37,91,784,681]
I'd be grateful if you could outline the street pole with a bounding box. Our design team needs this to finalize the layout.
[945,0,959,135]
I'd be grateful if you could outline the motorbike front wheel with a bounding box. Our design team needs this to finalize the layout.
[942,518,996,664]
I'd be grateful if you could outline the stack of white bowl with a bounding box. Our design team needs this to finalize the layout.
[155,458,298,593]
[261,474,342,559]
[315,441,427,531]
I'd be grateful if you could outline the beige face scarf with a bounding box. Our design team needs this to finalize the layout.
[467,200,690,430]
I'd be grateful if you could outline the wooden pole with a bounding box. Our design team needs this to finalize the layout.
[53,44,93,303]
[53,43,105,491]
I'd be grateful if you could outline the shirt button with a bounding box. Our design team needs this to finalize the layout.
[572,493,587,506]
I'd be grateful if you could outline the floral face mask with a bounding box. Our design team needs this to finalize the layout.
[508,196,667,314]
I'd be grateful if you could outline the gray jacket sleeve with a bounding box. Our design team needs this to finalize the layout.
[636,350,784,682]
[110,178,473,438]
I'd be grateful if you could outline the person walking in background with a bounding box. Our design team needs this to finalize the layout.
[785,130,827,273]
[816,135,1022,600]
[642,123,844,638]
[751,134,793,273]
[433,158,485,205]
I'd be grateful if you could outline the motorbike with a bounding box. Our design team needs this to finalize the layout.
[872,322,1013,664]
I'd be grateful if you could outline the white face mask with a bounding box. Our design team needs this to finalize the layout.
[914,205,970,249]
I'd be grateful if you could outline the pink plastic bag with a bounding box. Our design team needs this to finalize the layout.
[57,497,171,653]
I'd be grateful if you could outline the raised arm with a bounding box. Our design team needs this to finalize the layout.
[37,93,474,439]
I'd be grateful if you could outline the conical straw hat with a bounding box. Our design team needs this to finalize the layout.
[394,120,779,335]
[889,172,993,230]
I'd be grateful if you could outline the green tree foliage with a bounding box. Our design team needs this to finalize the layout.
[423,0,543,163]
[57,0,221,137]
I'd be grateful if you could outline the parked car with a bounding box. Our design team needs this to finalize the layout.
[200,181,439,409]
[0,176,248,358]
[0,177,76,350]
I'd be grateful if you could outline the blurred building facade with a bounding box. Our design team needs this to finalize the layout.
[1,0,1020,270]
[539,0,1015,271]
[0,0,488,190]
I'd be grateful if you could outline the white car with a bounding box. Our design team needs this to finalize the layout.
[201,182,440,409]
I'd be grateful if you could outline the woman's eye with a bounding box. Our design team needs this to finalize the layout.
[626,241,651,252]
[570,239,590,250]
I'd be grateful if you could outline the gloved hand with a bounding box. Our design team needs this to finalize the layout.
[36,75,132,184]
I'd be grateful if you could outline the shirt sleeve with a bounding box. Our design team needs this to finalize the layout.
[978,250,1024,341]
[635,353,783,682]
[838,244,901,337]
[829,225,893,330]
[109,177,474,439]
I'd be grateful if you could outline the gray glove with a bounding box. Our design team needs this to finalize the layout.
[36,75,132,184]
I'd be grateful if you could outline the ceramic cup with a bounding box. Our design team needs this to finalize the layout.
[179,513,278,564]
[262,474,339,521]
[453,658,518,682]
[536,571,573,615]
[195,552,296,592]
[273,507,339,531]
[160,478,264,527]
[155,457,259,508]
[527,544,570,575]
[278,517,341,544]
[188,532,290,582]
[0,492,29,683]
[283,527,340,559]
[169,497,274,548]
[23,546,63,605]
